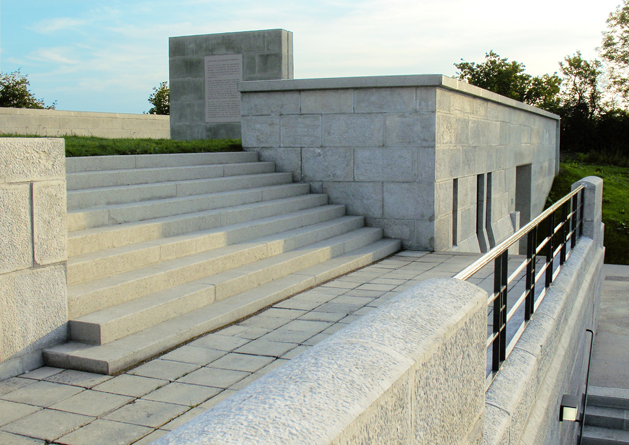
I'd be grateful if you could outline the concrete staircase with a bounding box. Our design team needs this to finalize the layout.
[583,386,629,444]
[43,152,400,375]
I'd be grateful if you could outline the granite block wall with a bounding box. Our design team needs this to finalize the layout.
[239,75,559,251]
[169,29,293,140]
[0,108,169,138]
[0,138,68,380]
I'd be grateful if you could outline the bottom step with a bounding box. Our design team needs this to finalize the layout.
[583,426,629,445]
[44,239,400,375]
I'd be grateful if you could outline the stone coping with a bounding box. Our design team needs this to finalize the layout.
[0,108,170,120]
[238,74,560,120]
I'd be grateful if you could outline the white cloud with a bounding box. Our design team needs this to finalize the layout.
[28,17,87,34]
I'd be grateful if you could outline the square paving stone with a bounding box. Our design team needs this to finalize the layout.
[177,368,249,388]
[228,373,263,390]
[298,311,346,322]
[343,289,386,298]
[160,345,225,366]
[273,299,321,311]
[338,314,362,324]
[129,360,199,381]
[51,389,133,417]
[321,280,358,289]
[161,407,206,431]
[312,302,361,315]
[104,400,189,428]
[93,374,168,398]
[302,333,332,346]
[142,383,221,407]
[258,329,314,344]
[330,295,374,306]
[188,334,250,351]
[233,327,271,340]
[0,400,40,427]
[132,428,168,445]
[235,339,296,357]
[207,353,274,372]
[0,431,45,444]
[281,320,333,333]
[0,381,84,407]
[281,345,311,360]
[258,308,306,319]
[198,389,238,409]
[237,316,289,330]
[20,367,64,381]
[44,370,112,388]
[1,408,93,442]
[256,359,289,375]
[0,378,34,397]
[56,419,152,445]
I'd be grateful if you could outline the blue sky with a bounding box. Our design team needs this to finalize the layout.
[1,0,621,114]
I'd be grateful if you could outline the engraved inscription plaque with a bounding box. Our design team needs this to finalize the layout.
[204,54,242,123]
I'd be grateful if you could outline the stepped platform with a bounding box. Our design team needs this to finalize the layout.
[44,152,400,374]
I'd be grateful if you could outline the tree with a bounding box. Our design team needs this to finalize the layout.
[559,52,604,119]
[601,0,629,105]
[148,81,169,115]
[0,70,55,109]
[454,51,562,113]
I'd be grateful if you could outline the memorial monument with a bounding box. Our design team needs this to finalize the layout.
[169,29,293,140]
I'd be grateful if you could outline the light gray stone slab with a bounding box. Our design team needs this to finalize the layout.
[32,181,66,266]
[93,374,168,398]
[354,148,414,182]
[56,419,153,445]
[104,399,189,428]
[177,368,249,388]
[161,407,207,431]
[385,113,436,147]
[129,360,200,381]
[0,138,65,183]
[51,390,133,417]
[20,367,64,381]
[258,329,314,344]
[354,87,416,113]
[302,148,353,182]
[207,353,275,373]
[256,147,301,181]
[0,400,40,427]
[133,429,168,445]
[235,339,296,357]
[198,389,237,409]
[188,334,250,352]
[0,431,45,444]
[280,115,321,147]
[0,378,34,397]
[0,184,32,274]
[300,90,353,114]
[0,381,83,408]
[241,91,300,116]
[143,383,222,407]
[323,181,383,218]
[383,182,434,220]
[241,116,280,148]
[160,346,226,366]
[45,370,112,388]
[322,114,384,147]
[1,408,93,442]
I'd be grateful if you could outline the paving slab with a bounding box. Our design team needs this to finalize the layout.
[142,383,221,407]
[132,429,168,445]
[159,346,226,366]
[103,400,189,428]
[0,378,34,397]
[56,419,152,445]
[234,338,297,357]
[177,367,249,388]
[0,381,84,407]
[44,370,113,388]
[50,390,133,417]
[0,400,41,427]
[258,328,315,344]
[129,360,199,381]
[1,408,94,442]
[20,367,64,381]
[0,431,45,444]
[161,407,207,431]
[92,374,168,398]
[198,390,238,409]
[207,353,275,373]
[187,334,250,351]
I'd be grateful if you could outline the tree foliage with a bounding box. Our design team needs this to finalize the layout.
[0,70,55,109]
[601,0,629,104]
[148,81,169,115]
[454,51,562,113]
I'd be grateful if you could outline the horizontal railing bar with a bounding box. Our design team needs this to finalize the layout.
[487,332,499,348]
[534,288,547,311]
[506,321,528,358]
[506,290,528,324]
[507,258,529,284]
[454,185,584,280]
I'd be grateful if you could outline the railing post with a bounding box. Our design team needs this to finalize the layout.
[579,188,585,238]
[571,193,578,249]
[546,211,555,288]
[492,251,508,372]
[525,226,537,320]
[560,201,568,265]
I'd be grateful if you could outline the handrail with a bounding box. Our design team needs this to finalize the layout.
[454,183,586,381]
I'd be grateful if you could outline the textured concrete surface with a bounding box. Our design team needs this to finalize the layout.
[169,29,293,140]
[240,74,559,251]
[0,108,169,138]
[0,138,68,380]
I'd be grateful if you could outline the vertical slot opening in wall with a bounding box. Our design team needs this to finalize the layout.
[486,172,494,248]
[452,178,458,247]
[515,164,532,225]
[476,174,488,252]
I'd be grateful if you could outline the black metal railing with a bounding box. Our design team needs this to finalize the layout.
[454,184,585,382]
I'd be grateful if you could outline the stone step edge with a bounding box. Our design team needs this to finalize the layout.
[584,405,629,431]
[582,425,629,444]
[43,238,402,374]
[67,205,348,285]
[588,386,629,409]
[67,194,329,257]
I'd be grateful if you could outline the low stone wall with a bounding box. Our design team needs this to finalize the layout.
[239,75,559,252]
[485,177,604,445]
[0,108,170,138]
[155,278,487,444]
[0,138,68,380]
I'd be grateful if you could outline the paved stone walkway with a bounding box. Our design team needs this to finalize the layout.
[0,251,495,445]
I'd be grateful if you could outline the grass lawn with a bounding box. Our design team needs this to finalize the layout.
[0,134,242,156]
[548,161,629,265]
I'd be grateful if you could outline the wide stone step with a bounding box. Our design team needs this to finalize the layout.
[67,161,275,191]
[65,151,258,174]
[44,238,401,374]
[67,182,310,231]
[588,387,629,410]
[582,426,629,445]
[68,220,372,319]
[67,171,290,210]
[585,406,629,431]
[68,205,347,285]
[68,194,329,257]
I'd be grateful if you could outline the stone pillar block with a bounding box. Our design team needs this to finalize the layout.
[573,176,604,243]
[33,181,67,266]
[0,184,33,274]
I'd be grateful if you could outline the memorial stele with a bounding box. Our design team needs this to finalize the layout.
[169,29,293,140]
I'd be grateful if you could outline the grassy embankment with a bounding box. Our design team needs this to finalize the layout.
[547,161,629,265]
[0,134,242,157]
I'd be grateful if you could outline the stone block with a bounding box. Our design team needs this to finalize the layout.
[302,148,353,182]
[300,90,353,114]
[413,220,435,251]
[0,138,65,183]
[257,147,301,181]
[33,181,67,266]
[385,113,436,147]
[366,218,415,244]
[354,88,415,113]
[323,182,383,218]
[169,79,204,104]
[241,116,280,148]
[433,215,453,251]
[241,91,300,116]
[449,147,462,178]
[322,114,384,147]
[383,182,434,220]
[416,87,437,112]
[436,113,455,145]
[354,148,414,182]
[0,184,32,274]
[436,88,451,113]
[254,54,285,79]
[280,115,321,147]
[0,265,67,359]
[434,180,453,219]
[573,176,603,239]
